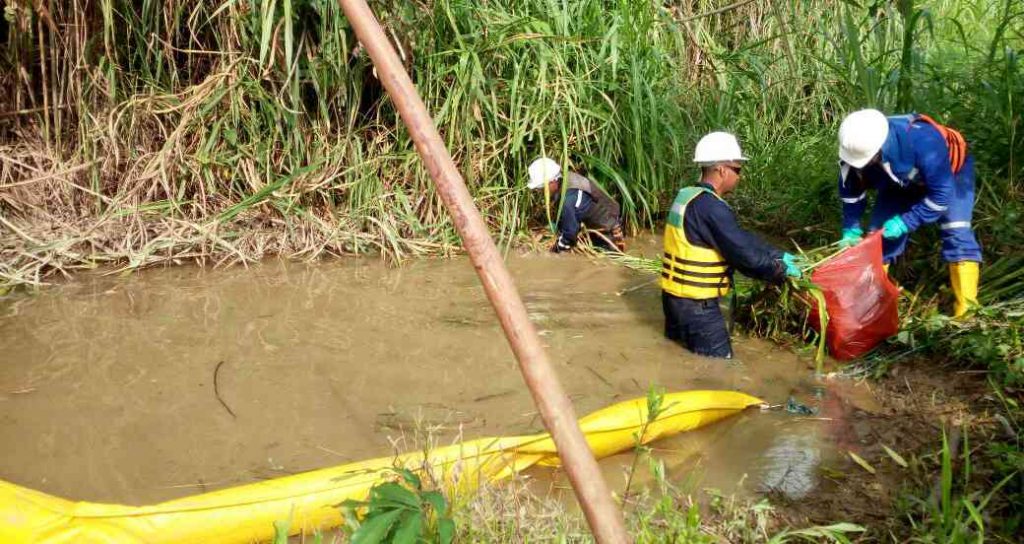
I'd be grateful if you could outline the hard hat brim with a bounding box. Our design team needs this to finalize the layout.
[693,155,749,164]
[839,149,873,169]
[527,171,561,189]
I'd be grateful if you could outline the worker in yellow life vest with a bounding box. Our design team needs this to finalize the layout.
[662,132,802,359]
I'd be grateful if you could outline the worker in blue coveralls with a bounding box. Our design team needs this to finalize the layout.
[660,132,803,359]
[527,157,625,252]
[836,109,981,317]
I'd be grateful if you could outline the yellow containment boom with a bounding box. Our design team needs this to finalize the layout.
[0,390,762,543]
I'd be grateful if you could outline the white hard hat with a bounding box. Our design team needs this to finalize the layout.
[693,132,748,164]
[527,157,561,189]
[838,109,889,168]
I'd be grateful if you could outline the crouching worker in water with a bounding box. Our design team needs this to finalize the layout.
[527,157,625,252]
[662,132,802,359]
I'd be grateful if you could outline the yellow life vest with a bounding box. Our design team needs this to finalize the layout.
[660,186,731,299]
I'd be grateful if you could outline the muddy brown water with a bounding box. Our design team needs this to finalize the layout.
[0,248,879,505]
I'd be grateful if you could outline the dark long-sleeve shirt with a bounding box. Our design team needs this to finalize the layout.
[683,183,786,283]
[555,188,594,247]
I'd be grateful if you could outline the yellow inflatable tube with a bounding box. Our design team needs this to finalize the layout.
[0,390,762,543]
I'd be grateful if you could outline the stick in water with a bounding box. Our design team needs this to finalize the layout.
[213,360,236,419]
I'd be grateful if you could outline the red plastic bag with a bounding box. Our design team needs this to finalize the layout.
[808,231,900,360]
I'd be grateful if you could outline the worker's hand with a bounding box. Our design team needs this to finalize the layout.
[782,253,804,279]
[881,215,909,239]
[838,227,864,248]
[611,226,626,253]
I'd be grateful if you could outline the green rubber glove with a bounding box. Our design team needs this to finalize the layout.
[882,216,909,239]
[782,253,803,279]
[839,227,863,248]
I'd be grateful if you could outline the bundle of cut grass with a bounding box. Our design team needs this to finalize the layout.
[585,240,830,370]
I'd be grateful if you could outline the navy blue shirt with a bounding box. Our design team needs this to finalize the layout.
[683,183,786,283]
[556,188,594,246]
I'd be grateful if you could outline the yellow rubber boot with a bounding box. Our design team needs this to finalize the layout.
[949,261,980,317]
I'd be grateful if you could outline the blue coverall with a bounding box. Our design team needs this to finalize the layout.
[839,115,982,263]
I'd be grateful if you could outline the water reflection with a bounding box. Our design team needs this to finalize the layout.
[757,432,822,499]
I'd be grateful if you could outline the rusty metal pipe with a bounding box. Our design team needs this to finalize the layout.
[336,1,630,542]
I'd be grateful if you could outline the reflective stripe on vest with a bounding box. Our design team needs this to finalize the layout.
[660,186,731,299]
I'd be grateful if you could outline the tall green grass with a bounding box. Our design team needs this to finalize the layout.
[1,1,1020,286]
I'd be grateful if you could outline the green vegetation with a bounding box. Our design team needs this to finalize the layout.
[317,456,865,543]
[455,473,866,543]
[341,468,454,544]
[1,1,1020,282]
[900,429,1016,544]
[623,384,670,502]
[0,0,694,284]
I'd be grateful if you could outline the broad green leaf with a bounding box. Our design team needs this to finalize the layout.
[392,467,422,490]
[438,518,455,544]
[372,482,420,509]
[421,490,449,517]
[392,511,423,544]
[351,509,403,544]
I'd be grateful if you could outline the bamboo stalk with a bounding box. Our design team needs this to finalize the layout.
[336,1,630,542]
[37,16,52,152]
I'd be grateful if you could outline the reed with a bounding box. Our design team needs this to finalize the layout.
[0,1,1019,292]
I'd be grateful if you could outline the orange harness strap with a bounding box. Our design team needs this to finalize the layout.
[916,114,968,173]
